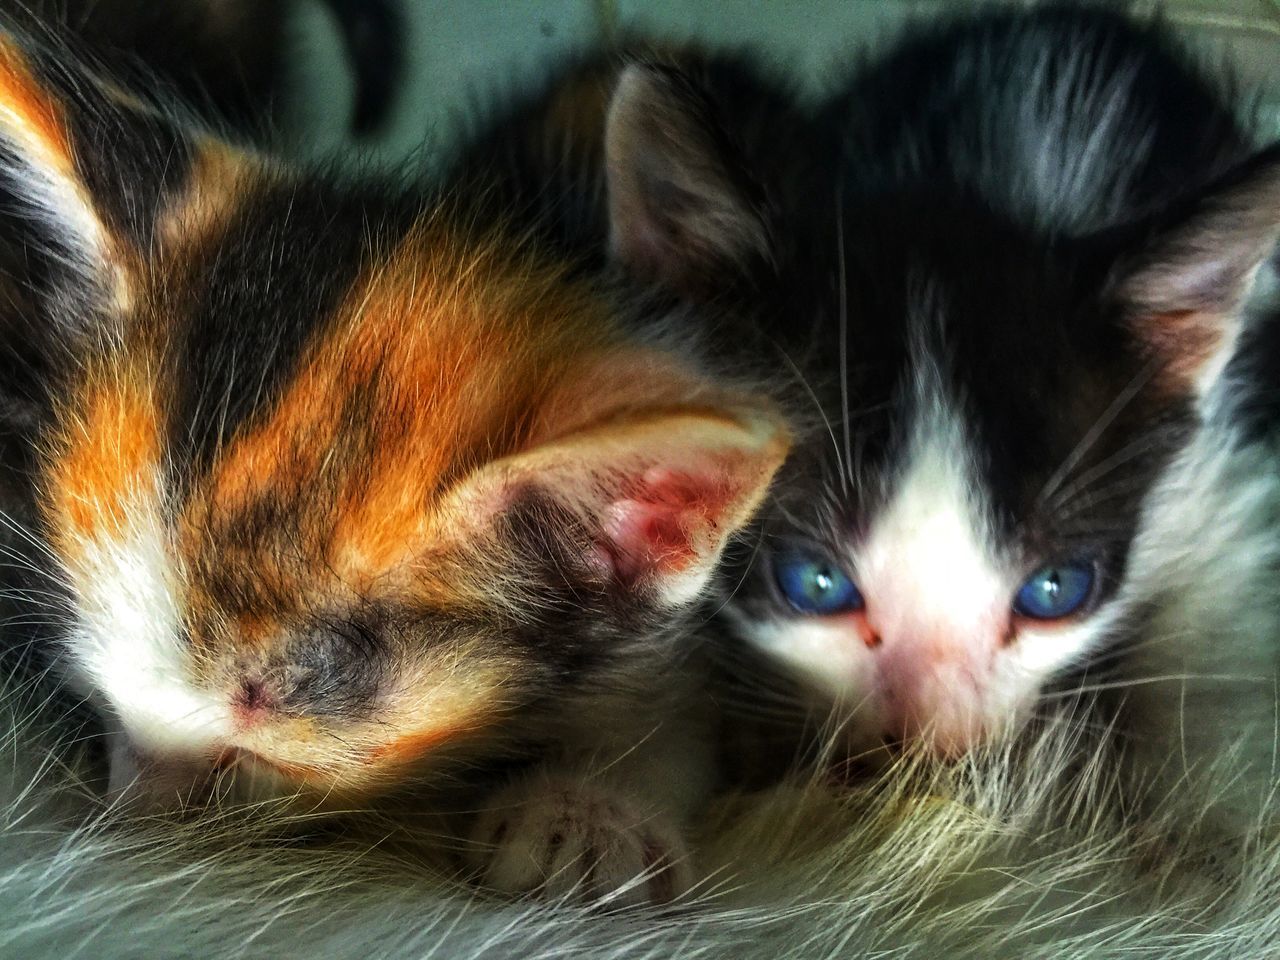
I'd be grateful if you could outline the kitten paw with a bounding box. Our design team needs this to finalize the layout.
[468,774,693,907]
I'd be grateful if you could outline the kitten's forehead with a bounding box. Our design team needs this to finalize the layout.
[819,210,1155,536]
[178,220,600,604]
[884,353,992,550]
[761,204,1200,598]
[860,372,1008,619]
[861,336,1005,561]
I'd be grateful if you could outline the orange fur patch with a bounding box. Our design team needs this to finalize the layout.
[193,218,615,588]
[0,37,74,178]
[46,364,162,547]
[157,136,258,254]
[366,724,470,766]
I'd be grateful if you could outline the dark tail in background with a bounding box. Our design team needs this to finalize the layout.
[327,0,405,137]
[0,0,405,139]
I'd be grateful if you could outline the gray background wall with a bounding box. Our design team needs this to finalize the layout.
[285,0,1280,165]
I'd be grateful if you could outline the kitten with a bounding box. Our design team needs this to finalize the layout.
[706,6,1280,794]
[0,23,788,905]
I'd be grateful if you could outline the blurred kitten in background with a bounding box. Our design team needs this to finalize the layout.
[0,0,403,137]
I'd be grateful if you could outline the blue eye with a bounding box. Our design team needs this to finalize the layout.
[772,548,863,616]
[1012,562,1095,620]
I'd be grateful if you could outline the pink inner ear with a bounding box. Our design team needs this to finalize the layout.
[599,466,737,588]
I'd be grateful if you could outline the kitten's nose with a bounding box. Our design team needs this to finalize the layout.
[875,640,988,757]
[232,678,277,726]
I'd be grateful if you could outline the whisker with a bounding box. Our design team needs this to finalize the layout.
[777,348,845,491]
[1038,672,1273,699]
[836,190,852,497]
[1045,433,1164,515]
[1036,362,1159,506]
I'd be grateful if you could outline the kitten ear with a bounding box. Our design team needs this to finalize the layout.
[604,62,769,294]
[1115,144,1280,396]
[449,384,789,609]
[0,36,133,318]
[0,33,218,336]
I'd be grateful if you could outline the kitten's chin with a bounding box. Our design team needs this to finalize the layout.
[107,741,218,815]
[106,739,364,816]
[821,695,1029,775]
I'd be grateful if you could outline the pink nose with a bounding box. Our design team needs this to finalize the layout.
[232,678,278,727]
[876,644,990,758]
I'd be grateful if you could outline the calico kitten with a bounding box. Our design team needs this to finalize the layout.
[0,24,789,905]
[707,7,1280,783]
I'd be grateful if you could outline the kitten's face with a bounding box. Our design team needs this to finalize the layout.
[0,38,787,807]
[726,181,1278,758]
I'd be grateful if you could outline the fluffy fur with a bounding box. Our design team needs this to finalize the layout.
[6,675,1280,958]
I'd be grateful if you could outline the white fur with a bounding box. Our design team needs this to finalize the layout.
[0,120,105,277]
[6,679,1280,959]
[60,474,228,793]
[1118,411,1280,824]
[0,76,130,316]
[731,615,870,706]
[858,397,1003,641]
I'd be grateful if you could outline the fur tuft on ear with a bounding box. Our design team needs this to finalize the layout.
[1116,143,1280,397]
[604,62,769,294]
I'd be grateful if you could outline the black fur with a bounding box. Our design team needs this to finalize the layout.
[168,180,419,476]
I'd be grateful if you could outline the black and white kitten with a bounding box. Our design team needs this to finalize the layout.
[706,6,1280,805]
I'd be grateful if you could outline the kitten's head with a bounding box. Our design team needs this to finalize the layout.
[728,153,1280,759]
[594,61,1280,758]
[0,36,787,808]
